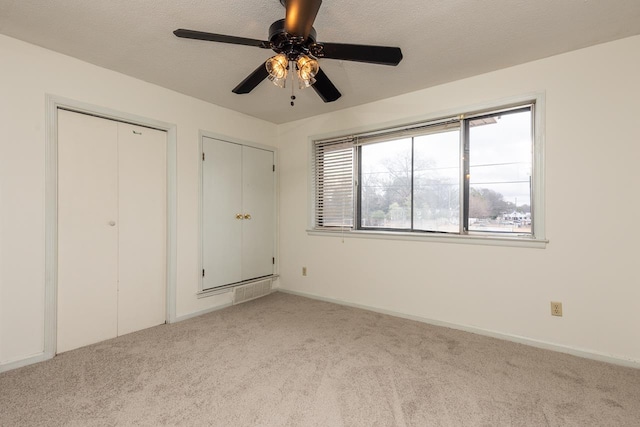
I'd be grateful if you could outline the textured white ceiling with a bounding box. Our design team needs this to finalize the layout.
[1,0,640,124]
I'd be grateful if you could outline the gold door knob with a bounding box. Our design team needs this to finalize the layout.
[244,214,251,220]
[235,213,244,220]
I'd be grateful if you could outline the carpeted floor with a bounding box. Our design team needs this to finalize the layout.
[1,292,639,426]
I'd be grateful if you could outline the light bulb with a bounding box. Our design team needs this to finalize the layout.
[266,54,288,88]
[296,55,319,89]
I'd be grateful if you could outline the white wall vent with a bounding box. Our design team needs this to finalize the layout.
[233,279,272,305]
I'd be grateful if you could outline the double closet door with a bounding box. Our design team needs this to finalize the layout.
[202,137,275,290]
[57,109,167,353]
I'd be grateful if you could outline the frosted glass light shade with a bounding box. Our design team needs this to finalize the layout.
[297,55,319,89]
[266,54,288,88]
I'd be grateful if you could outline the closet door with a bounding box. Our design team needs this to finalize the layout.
[57,110,167,353]
[202,137,243,289]
[241,146,275,280]
[117,123,167,336]
[201,138,275,290]
[57,110,119,353]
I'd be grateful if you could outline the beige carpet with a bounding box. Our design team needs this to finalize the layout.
[1,292,639,426]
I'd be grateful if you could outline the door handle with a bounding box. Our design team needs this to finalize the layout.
[108,221,116,226]
[244,214,251,220]
[235,213,244,220]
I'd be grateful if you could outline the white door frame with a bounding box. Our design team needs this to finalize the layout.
[45,95,177,359]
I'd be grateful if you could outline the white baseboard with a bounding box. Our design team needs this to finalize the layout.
[5,290,636,373]
[0,352,51,373]
[173,302,233,323]
[2,303,234,373]
[277,288,640,369]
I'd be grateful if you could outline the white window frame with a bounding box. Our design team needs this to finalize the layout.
[308,93,547,249]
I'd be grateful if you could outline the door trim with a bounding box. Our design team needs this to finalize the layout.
[45,94,177,359]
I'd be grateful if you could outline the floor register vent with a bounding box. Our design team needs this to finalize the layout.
[233,279,272,305]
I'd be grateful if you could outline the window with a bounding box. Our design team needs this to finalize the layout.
[466,108,533,234]
[359,123,461,232]
[312,100,544,244]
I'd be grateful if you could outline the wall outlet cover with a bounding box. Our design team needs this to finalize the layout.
[551,301,563,316]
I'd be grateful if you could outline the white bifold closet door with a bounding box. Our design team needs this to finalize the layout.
[57,109,166,353]
[202,137,274,290]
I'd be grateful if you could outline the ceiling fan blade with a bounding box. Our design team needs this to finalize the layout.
[174,29,270,48]
[232,63,270,94]
[314,42,403,66]
[284,0,322,40]
[312,68,341,102]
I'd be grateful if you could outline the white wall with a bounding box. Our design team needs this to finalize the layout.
[2,32,639,370]
[0,35,277,366]
[277,36,640,364]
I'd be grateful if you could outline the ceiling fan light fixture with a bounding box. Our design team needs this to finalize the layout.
[296,54,319,89]
[269,74,287,88]
[297,75,316,90]
[266,53,289,87]
[175,0,401,103]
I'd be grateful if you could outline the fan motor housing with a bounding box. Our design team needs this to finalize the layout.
[268,19,317,59]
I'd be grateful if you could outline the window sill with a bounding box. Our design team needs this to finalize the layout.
[306,229,548,249]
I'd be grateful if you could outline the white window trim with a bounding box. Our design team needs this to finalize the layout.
[307,92,547,249]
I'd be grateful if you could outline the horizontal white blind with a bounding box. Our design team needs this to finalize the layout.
[314,138,354,229]
[355,118,460,146]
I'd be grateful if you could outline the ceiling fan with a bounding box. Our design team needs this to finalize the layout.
[174,0,403,104]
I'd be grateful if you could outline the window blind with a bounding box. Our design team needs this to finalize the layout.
[313,138,355,229]
[354,118,460,146]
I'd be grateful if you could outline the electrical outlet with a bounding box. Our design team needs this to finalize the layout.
[302,267,307,276]
[551,301,563,317]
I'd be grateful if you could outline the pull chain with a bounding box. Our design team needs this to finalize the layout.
[290,61,296,106]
